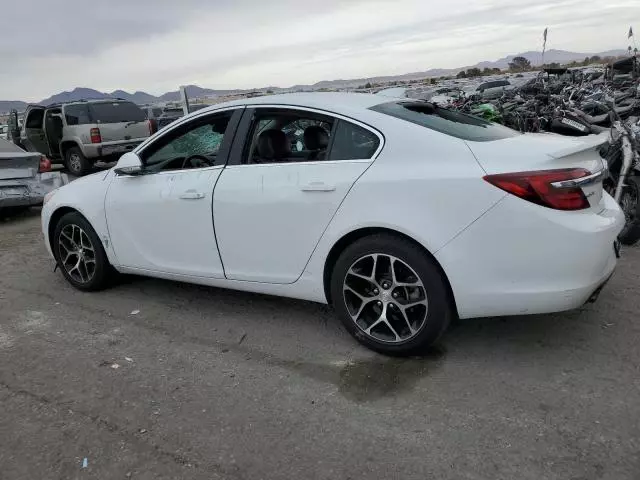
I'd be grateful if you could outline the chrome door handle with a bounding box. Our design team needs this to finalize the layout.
[179,190,205,200]
[300,182,336,192]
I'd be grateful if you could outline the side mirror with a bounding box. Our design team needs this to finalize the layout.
[114,165,144,176]
[114,152,144,176]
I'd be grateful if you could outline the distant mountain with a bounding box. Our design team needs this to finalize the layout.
[472,49,629,70]
[0,100,28,113]
[40,87,110,105]
[109,90,159,104]
[159,84,242,102]
[0,49,632,115]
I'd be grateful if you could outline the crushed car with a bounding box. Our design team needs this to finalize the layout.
[0,137,68,217]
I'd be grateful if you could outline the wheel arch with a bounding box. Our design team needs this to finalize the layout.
[60,140,81,159]
[322,227,458,316]
[47,206,85,254]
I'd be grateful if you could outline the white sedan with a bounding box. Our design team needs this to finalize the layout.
[41,93,624,355]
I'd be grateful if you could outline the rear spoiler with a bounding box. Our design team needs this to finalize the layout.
[548,131,610,159]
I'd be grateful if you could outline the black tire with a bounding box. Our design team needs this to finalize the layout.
[330,234,453,356]
[619,176,640,246]
[53,212,112,291]
[65,147,92,176]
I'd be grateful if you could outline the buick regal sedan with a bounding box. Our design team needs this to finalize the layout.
[41,93,623,355]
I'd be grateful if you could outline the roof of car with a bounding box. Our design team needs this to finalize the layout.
[202,92,392,116]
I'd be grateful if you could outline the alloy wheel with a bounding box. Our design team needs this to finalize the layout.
[58,224,96,284]
[69,153,82,173]
[342,254,429,343]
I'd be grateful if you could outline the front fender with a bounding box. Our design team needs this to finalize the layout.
[42,170,119,266]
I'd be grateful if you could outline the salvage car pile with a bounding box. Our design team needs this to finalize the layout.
[409,65,640,245]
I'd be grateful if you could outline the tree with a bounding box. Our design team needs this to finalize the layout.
[466,67,482,77]
[364,82,373,89]
[456,70,467,78]
[589,55,601,64]
[508,56,531,71]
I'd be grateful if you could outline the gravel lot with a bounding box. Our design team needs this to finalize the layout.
[1,208,639,480]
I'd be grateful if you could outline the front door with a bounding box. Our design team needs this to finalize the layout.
[105,108,243,278]
[213,107,382,284]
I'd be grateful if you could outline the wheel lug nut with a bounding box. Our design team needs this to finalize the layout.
[392,292,398,298]
[377,301,382,306]
[374,289,379,295]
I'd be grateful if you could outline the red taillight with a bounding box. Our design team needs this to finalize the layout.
[38,156,52,173]
[90,127,102,144]
[483,168,591,211]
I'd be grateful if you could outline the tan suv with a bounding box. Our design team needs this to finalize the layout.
[21,99,152,176]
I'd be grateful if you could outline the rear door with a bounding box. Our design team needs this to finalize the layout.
[88,101,150,141]
[21,106,49,154]
[213,106,383,284]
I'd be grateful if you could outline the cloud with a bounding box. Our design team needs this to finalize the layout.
[1,0,637,101]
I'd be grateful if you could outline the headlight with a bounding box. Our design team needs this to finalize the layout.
[43,190,57,205]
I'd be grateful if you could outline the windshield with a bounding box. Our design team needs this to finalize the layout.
[370,101,519,142]
[89,102,146,123]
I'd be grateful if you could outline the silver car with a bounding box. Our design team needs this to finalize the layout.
[0,137,67,216]
[20,99,151,176]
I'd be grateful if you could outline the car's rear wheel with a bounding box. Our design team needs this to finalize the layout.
[330,234,452,356]
[65,147,91,176]
[53,212,112,291]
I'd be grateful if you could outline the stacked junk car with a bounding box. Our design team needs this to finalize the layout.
[419,57,640,245]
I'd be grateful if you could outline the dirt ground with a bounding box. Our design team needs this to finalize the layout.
[1,208,639,480]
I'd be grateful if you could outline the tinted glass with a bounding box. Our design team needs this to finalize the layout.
[25,109,44,129]
[89,102,146,123]
[64,104,92,125]
[329,121,380,160]
[370,101,519,142]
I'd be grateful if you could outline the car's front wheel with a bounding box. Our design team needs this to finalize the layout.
[330,234,453,356]
[53,212,112,291]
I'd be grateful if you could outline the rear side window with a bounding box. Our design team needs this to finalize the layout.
[370,101,518,142]
[89,102,146,123]
[330,121,380,160]
[64,104,92,125]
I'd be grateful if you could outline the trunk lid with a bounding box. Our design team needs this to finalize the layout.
[466,132,609,211]
[0,140,39,180]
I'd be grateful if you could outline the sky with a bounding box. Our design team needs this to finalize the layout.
[1,0,638,101]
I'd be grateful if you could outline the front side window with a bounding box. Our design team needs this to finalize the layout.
[142,111,234,171]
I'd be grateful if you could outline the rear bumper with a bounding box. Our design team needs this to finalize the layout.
[435,192,625,318]
[83,139,146,159]
[0,172,69,208]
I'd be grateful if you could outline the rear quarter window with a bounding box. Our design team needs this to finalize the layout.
[370,101,519,142]
[64,104,92,125]
[89,102,146,123]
